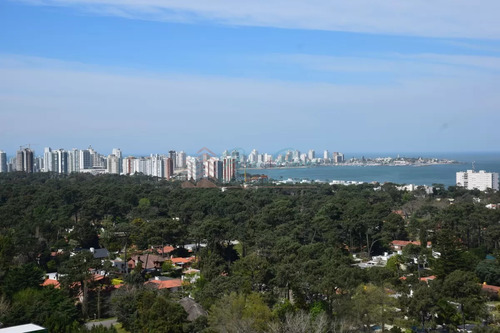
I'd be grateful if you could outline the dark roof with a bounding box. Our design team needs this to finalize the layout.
[92,248,110,259]
[73,248,109,259]
[179,297,207,321]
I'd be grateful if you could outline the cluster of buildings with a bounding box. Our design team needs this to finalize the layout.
[0,146,240,183]
[456,169,499,191]
[0,146,346,183]
[244,149,344,168]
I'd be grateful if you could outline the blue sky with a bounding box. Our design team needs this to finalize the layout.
[1,0,500,156]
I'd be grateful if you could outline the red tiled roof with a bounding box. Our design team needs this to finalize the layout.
[420,276,436,282]
[171,257,196,264]
[42,279,60,288]
[482,284,500,293]
[391,240,420,246]
[146,279,183,289]
[391,240,432,247]
[156,246,175,255]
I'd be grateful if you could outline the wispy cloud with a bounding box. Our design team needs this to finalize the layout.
[0,54,499,153]
[273,53,500,79]
[13,0,500,39]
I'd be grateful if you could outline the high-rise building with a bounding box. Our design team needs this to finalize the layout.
[0,151,7,173]
[107,154,120,174]
[204,157,223,180]
[16,148,34,173]
[186,156,202,181]
[122,156,136,175]
[112,148,123,174]
[333,152,344,163]
[150,154,165,178]
[165,157,174,180]
[223,156,236,183]
[248,149,258,164]
[168,151,176,170]
[176,151,186,169]
[44,147,54,172]
[79,149,92,170]
[56,149,68,174]
[308,149,315,161]
[68,148,80,173]
[34,157,43,173]
[456,170,499,191]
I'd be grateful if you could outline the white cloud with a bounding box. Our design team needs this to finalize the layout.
[15,0,500,39]
[272,53,500,78]
[0,54,499,153]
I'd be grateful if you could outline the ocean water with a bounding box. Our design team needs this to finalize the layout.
[246,152,500,187]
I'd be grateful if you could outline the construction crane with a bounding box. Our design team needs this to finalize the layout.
[19,143,37,150]
[196,147,217,157]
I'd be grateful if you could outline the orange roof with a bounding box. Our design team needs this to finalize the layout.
[156,246,175,255]
[420,276,436,282]
[146,279,183,289]
[171,257,196,264]
[482,284,500,293]
[391,240,431,247]
[42,279,60,288]
[391,240,420,246]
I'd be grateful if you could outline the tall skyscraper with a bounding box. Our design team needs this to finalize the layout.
[176,151,186,169]
[223,156,236,183]
[150,154,164,178]
[307,149,315,161]
[16,148,34,173]
[0,151,7,173]
[107,154,120,174]
[333,152,344,163]
[79,149,92,170]
[56,149,68,174]
[165,157,174,180]
[205,157,223,180]
[248,149,258,164]
[44,147,54,172]
[168,150,176,170]
[122,156,136,175]
[68,148,80,173]
[323,150,329,160]
[186,156,202,181]
[112,148,123,174]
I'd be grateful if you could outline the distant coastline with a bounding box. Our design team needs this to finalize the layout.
[242,156,460,171]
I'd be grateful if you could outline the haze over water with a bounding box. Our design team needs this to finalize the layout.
[250,152,500,187]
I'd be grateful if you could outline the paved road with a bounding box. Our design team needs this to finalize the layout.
[85,318,117,329]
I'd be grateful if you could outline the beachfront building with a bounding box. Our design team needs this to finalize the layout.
[456,170,499,191]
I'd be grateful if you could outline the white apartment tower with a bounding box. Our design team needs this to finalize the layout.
[176,151,186,169]
[204,157,223,180]
[112,148,123,174]
[186,156,202,181]
[122,157,136,175]
[223,156,236,183]
[456,170,499,191]
[68,149,80,173]
[150,154,165,178]
[79,149,92,170]
[44,147,54,172]
[107,154,120,174]
[56,149,68,174]
[308,149,315,161]
[0,151,7,173]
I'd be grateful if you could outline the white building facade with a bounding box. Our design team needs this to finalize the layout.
[456,170,499,191]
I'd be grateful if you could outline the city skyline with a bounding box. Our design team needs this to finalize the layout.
[1,1,500,153]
